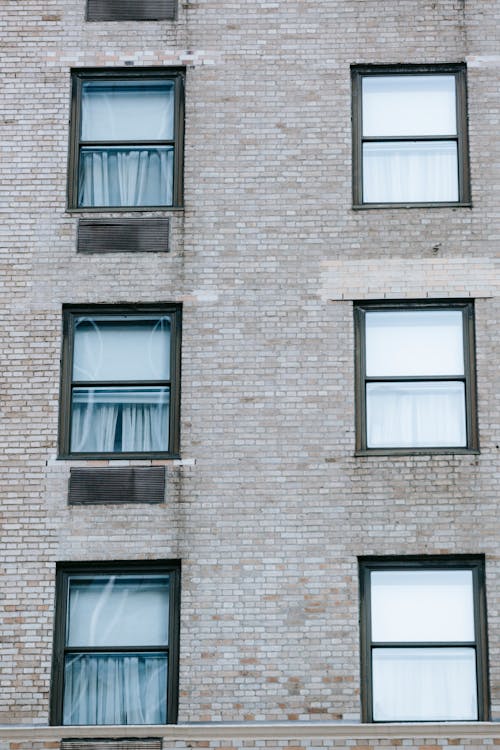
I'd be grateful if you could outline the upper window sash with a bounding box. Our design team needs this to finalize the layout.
[351,64,470,207]
[68,69,185,210]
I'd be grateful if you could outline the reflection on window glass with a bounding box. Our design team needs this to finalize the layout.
[61,307,180,457]
[67,575,170,646]
[61,571,173,725]
[70,73,182,208]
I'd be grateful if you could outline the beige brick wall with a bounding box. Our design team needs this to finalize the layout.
[0,0,499,737]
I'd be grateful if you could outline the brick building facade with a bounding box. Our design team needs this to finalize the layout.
[1,0,499,747]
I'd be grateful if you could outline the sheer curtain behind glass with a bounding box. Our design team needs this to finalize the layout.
[365,310,467,448]
[78,80,175,207]
[63,575,169,724]
[370,570,477,720]
[372,648,477,720]
[363,141,458,203]
[70,316,171,453]
[366,381,466,447]
[362,75,458,202]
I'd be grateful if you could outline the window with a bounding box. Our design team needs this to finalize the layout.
[86,0,176,22]
[359,557,489,722]
[51,561,180,725]
[68,69,184,209]
[354,301,477,453]
[351,64,470,206]
[59,305,181,458]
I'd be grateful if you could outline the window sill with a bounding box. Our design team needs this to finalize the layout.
[355,447,479,457]
[352,202,472,210]
[57,453,181,461]
[47,456,194,467]
[66,206,184,214]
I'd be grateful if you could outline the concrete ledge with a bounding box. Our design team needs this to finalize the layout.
[320,256,499,301]
[0,722,499,741]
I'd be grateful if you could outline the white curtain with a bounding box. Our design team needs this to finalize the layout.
[78,148,173,207]
[71,393,169,453]
[363,141,458,203]
[366,382,466,448]
[372,648,477,721]
[63,654,167,725]
[71,403,119,453]
[122,403,169,452]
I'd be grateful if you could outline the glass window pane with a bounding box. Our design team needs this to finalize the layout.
[70,387,170,453]
[366,381,466,448]
[371,570,475,642]
[67,575,170,646]
[363,141,458,203]
[63,652,167,725]
[81,81,174,141]
[78,146,174,207]
[372,647,477,721]
[365,310,464,377]
[73,317,171,381]
[362,75,457,136]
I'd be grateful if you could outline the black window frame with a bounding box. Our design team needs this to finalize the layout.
[354,299,478,455]
[359,556,489,723]
[50,560,181,726]
[351,63,470,208]
[68,68,185,211]
[58,303,182,460]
